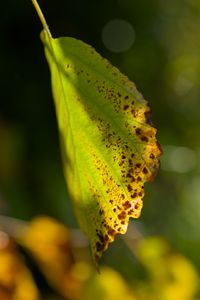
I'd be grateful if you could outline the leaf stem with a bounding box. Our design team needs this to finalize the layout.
[31,0,52,38]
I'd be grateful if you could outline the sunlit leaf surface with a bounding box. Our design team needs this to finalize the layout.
[41,30,162,261]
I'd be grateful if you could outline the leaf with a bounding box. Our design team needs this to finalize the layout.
[83,266,137,300]
[21,216,81,299]
[41,30,162,262]
[136,237,199,300]
[0,235,40,300]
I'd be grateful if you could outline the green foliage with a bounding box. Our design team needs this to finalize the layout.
[41,30,161,261]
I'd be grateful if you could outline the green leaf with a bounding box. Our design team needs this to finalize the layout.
[41,30,162,262]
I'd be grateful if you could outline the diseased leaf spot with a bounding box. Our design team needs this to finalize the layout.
[118,211,126,220]
[104,234,109,242]
[107,227,116,236]
[150,153,155,159]
[127,184,133,192]
[128,159,133,166]
[136,128,142,135]
[96,241,104,252]
[135,163,141,169]
[141,136,149,142]
[142,167,148,174]
[131,192,137,198]
[97,232,104,243]
[123,105,129,110]
[99,209,104,215]
[123,201,131,209]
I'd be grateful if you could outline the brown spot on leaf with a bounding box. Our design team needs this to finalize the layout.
[131,192,137,198]
[97,232,104,243]
[104,235,109,242]
[157,141,164,154]
[129,159,133,166]
[150,153,155,159]
[99,209,104,215]
[123,105,129,110]
[142,167,148,174]
[135,163,141,169]
[123,201,131,209]
[118,211,126,220]
[128,167,134,174]
[136,128,142,135]
[135,203,140,210]
[126,173,132,178]
[127,184,133,192]
[131,176,136,182]
[96,242,104,252]
[141,136,149,142]
[107,227,116,236]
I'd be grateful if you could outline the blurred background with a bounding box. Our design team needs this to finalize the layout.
[1,0,200,299]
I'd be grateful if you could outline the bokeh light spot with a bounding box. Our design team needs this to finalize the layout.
[102,19,135,53]
[174,75,194,96]
[161,145,196,173]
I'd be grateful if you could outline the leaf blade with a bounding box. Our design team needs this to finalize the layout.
[41,30,162,262]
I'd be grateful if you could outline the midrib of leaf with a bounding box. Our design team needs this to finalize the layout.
[44,37,85,215]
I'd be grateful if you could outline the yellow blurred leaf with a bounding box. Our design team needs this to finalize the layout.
[136,237,199,300]
[0,232,40,300]
[21,216,82,299]
[161,254,199,300]
[82,266,137,300]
